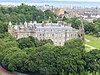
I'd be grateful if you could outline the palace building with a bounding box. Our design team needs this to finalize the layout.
[8,21,84,46]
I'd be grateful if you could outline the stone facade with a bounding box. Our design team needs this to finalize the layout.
[8,21,84,46]
[53,8,64,16]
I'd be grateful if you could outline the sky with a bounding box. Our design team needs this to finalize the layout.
[0,0,100,2]
[0,0,99,7]
[56,0,99,2]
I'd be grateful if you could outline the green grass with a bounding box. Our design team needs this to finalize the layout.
[0,73,2,75]
[85,46,92,52]
[85,35,100,50]
[88,72,100,75]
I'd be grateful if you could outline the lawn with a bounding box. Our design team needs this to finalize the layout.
[85,35,100,50]
[88,72,99,75]
[85,46,92,52]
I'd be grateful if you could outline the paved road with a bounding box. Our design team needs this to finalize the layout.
[0,65,11,75]
[85,38,96,50]
[85,44,96,49]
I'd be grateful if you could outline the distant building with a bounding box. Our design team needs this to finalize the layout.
[8,21,84,46]
[53,8,64,16]
[64,7,100,22]
[78,13,100,22]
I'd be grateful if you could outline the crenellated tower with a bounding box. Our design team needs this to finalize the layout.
[78,18,85,40]
[8,21,13,35]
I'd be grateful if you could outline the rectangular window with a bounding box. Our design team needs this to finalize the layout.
[59,42,61,45]
[67,34,69,37]
[71,34,73,37]
[52,34,54,37]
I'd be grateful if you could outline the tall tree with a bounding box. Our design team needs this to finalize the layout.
[84,50,100,75]
[71,17,81,29]
[64,38,85,51]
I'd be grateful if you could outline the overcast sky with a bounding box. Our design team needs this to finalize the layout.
[57,0,100,2]
[0,0,100,2]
